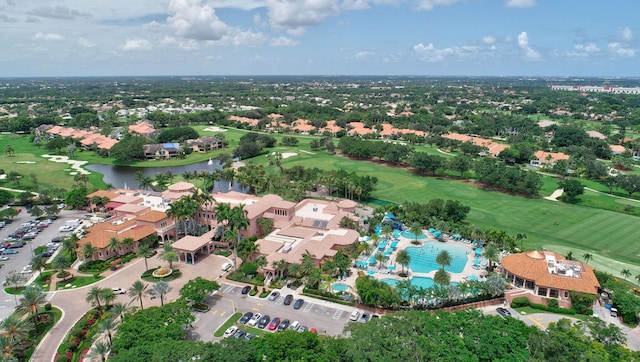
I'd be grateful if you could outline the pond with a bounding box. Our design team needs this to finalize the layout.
[86,159,249,193]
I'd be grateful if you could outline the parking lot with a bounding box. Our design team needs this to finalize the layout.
[0,208,87,321]
[189,282,357,341]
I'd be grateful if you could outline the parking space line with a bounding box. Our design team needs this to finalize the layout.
[332,309,343,320]
[274,297,284,306]
[220,312,226,317]
[303,303,313,313]
[211,310,218,315]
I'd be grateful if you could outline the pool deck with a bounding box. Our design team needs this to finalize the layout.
[347,231,487,289]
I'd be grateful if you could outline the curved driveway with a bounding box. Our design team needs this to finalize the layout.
[31,252,232,361]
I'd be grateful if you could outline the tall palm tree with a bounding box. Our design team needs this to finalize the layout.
[122,237,135,254]
[621,269,632,280]
[82,242,99,261]
[433,269,450,287]
[409,222,423,244]
[87,340,110,362]
[110,303,128,323]
[128,280,149,310]
[214,202,232,246]
[137,244,155,271]
[395,249,411,274]
[582,253,593,265]
[52,256,72,277]
[30,255,47,281]
[160,243,179,269]
[374,252,387,269]
[483,243,500,272]
[86,286,104,309]
[16,285,47,329]
[166,200,186,237]
[96,317,117,346]
[0,334,16,360]
[227,205,249,271]
[300,250,317,276]
[272,259,287,278]
[148,281,172,306]
[107,237,122,258]
[435,250,452,271]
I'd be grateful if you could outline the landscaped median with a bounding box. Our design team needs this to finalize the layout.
[213,312,242,338]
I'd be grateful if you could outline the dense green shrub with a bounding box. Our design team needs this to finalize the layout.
[510,297,530,308]
[547,298,559,308]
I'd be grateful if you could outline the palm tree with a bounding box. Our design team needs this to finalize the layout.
[128,280,149,310]
[214,202,232,245]
[374,252,387,269]
[148,281,172,306]
[435,250,452,271]
[227,205,249,271]
[96,317,117,346]
[16,285,47,329]
[110,303,128,323]
[483,243,500,272]
[166,200,186,236]
[86,286,104,309]
[271,259,287,279]
[621,269,632,280]
[30,255,47,281]
[122,237,135,254]
[381,224,393,241]
[300,250,317,276]
[100,288,117,309]
[159,243,178,269]
[87,340,110,362]
[5,144,14,157]
[137,244,155,271]
[1,315,30,345]
[395,249,411,274]
[582,253,593,265]
[82,242,99,261]
[433,269,450,287]
[409,222,423,244]
[107,237,122,257]
[52,255,72,278]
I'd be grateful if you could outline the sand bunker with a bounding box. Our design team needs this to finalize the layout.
[42,154,91,175]
[203,126,227,132]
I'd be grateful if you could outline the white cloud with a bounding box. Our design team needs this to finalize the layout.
[121,38,151,51]
[416,0,463,11]
[167,0,230,41]
[608,42,635,57]
[505,0,536,8]
[33,32,65,41]
[483,36,496,45]
[28,6,92,20]
[517,31,540,59]
[269,36,300,46]
[413,43,456,62]
[265,0,340,29]
[564,42,600,58]
[77,37,96,48]
[354,50,374,59]
[621,27,633,41]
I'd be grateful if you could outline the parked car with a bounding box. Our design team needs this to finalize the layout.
[223,326,238,338]
[293,298,304,310]
[59,225,74,232]
[288,320,300,331]
[268,291,280,301]
[257,315,271,329]
[239,312,253,324]
[349,310,360,321]
[0,256,9,261]
[297,325,309,333]
[496,307,511,317]
[20,267,32,274]
[247,313,262,326]
[0,221,6,228]
[359,313,370,323]
[22,232,37,240]
[40,250,53,258]
[277,319,290,331]
[8,242,24,249]
[2,250,18,255]
[51,237,64,243]
[283,294,293,305]
[268,317,281,331]
[241,286,251,295]
[111,288,126,295]
[245,333,256,341]
[234,330,247,339]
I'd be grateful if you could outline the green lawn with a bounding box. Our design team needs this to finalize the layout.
[213,312,242,337]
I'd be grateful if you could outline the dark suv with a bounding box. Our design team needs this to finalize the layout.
[257,315,271,329]
[283,294,294,305]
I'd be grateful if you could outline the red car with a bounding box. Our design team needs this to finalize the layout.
[268,317,281,331]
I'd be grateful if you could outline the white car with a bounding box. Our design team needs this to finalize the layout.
[20,267,33,274]
[223,326,238,338]
[349,310,360,321]
[247,313,262,326]
[0,256,9,261]
[112,288,126,295]
[59,225,74,232]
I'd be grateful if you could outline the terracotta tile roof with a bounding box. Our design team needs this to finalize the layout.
[78,222,156,249]
[87,190,119,200]
[610,145,627,153]
[135,210,168,223]
[533,151,570,164]
[501,251,599,295]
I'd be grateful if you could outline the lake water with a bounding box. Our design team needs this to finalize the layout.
[86,159,248,193]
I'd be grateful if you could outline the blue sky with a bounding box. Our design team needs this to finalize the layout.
[0,0,637,77]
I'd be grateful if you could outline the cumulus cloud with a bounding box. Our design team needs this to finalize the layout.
[121,38,152,51]
[413,43,457,62]
[77,37,96,48]
[505,0,536,8]
[269,36,300,46]
[28,5,92,20]
[33,32,65,41]
[167,0,230,41]
[416,0,463,11]
[564,43,600,58]
[483,36,496,45]
[265,0,340,29]
[608,42,635,57]
[620,27,633,41]
[517,31,540,59]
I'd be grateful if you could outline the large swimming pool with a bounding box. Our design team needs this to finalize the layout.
[381,276,458,289]
[405,242,469,274]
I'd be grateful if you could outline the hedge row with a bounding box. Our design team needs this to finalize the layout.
[511,297,576,315]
